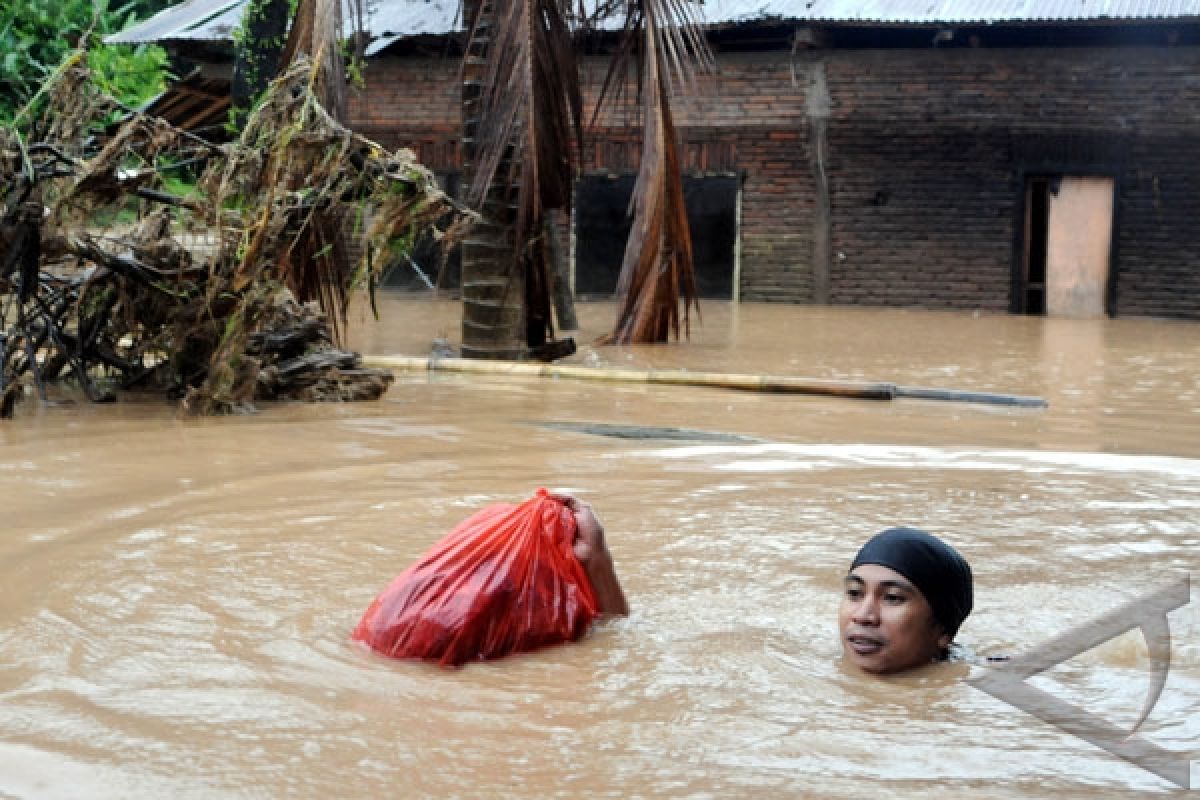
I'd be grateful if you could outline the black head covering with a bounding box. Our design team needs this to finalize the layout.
[849,527,973,639]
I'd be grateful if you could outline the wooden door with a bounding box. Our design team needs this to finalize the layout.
[1045,176,1114,318]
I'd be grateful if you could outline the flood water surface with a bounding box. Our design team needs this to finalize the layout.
[1,296,1198,798]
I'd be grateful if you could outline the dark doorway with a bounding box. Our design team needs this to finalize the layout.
[574,174,739,299]
[1020,177,1051,314]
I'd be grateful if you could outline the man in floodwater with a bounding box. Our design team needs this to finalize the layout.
[839,528,973,674]
[552,499,971,672]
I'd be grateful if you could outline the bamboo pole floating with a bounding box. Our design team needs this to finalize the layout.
[365,355,895,398]
[362,355,1047,407]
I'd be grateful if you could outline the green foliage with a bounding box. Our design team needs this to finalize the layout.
[0,0,172,122]
[341,39,365,89]
[160,171,202,199]
[88,39,170,109]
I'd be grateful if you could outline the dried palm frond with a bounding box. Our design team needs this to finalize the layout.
[258,0,369,342]
[465,0,583,227]
[596,0,713,345]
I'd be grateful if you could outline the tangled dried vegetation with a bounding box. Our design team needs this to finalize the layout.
[1,54,463,418]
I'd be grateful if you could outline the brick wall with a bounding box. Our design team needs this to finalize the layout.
[821,123,1015,310]
[1117,134,1200,318]
[815,45,1200,317]
[672,54,813,304]
[348,42,1200,317]
[348,51,817,302]
[347,57,461,170]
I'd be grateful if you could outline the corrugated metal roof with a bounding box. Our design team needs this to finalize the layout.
[107,0,246,43]
[364,0,460,54]
[107,0,1200,47]
[704,0,1200,26]
[106,0,458,45]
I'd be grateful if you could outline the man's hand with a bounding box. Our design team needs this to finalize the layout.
[551,492,630,616]
[561,495,607,566]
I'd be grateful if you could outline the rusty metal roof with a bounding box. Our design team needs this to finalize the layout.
[107,0,1200,47]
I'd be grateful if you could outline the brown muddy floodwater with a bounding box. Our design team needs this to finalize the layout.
[2,294,1199,798]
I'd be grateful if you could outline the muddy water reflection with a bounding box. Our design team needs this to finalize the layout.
[1,295,1198,798]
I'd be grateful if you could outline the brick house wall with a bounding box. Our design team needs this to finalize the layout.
[812,45,1200,317]
[347,39,1200,318]
[348,57,462,171]
[1120,132,1200,318]
[579,54,814,302]
[347,50,817,302]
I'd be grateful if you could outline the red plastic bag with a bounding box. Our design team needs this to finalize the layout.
[352,489,599,666]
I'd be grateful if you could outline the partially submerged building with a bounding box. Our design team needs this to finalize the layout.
[112,0,1200,318]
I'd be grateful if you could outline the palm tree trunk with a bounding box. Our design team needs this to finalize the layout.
[460,0,528,360]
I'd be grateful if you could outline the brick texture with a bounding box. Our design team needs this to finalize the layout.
[348,43,1200,317]
[816,46,1200,317]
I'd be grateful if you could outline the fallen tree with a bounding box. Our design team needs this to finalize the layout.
[1,54,464,418]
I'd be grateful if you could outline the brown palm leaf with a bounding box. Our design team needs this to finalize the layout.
[259,0,366,343]
[596,0,712,345]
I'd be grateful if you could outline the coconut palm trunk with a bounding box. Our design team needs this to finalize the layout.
[460,0,577,359]
[460,0,528,359]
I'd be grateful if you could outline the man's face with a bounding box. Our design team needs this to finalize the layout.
[838,563,950,674]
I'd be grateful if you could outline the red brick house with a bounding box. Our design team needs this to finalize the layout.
[112,0,1200,317]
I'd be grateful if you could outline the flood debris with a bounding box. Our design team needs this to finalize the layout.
[1,55,463,418]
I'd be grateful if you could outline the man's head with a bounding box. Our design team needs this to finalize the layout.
[838,527,973,674]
